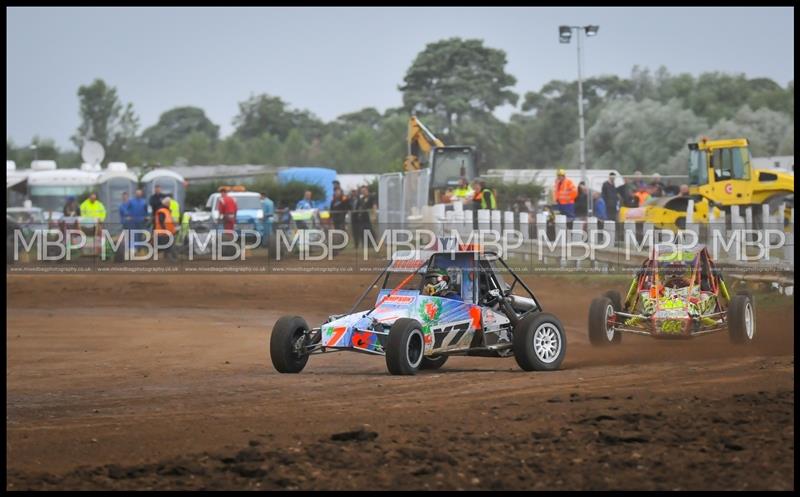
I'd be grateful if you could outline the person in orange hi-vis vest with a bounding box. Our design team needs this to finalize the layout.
[154,196,177,261]
[553,169,578,220]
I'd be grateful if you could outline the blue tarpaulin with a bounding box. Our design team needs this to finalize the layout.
[276,167,337,209]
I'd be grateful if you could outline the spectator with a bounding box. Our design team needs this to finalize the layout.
[678,184,690,197]
[148,185,166,221]
[296,190,314,210]
[633,170,647,191]
[119,191,133,248]
[80,192,106,223]
[553,169,577,220]
[441,187,455,204]
[617,177,638,208]
[650,172,665,197]
[348,188,358,210]
[601,172,619,222]
[153,196,177,262]
[575,181,588,218]
[259,192,275,246]
[330,187,350,231]
[452,177,473,201]
[634,188,651,207]
[164,191,181,224]
[128,189,149,254]
[63,195,80,217]
[471,179,497,210]
[217,187,238,233]
[593,192,607,221]
[352,185,375,248]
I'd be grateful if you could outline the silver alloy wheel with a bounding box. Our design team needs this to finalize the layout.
[292,333,306,357]
[533,323,562,364]
[605,304,615,341]
[744,302,754,339]
[406,329,424,368]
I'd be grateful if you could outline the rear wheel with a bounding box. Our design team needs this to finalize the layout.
[728,294,755,344]
[589,296,622,346]
[385,318,425,375]
[270,316,310,373]
[420,355,448,370]
[512,313,566,371]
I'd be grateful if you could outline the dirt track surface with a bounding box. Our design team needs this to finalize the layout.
[6,272,795,490]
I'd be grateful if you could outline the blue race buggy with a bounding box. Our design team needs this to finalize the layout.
[270,249,567,375]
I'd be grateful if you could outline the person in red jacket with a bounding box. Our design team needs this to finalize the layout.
[217,187,238,232]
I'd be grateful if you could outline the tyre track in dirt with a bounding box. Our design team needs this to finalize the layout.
[6,273,795,489]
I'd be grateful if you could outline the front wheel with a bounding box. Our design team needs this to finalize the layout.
[385,318,426,375]
[728,294,755,344]
[270,316,310,373]
[512,313,566,371]
[589,296,622,346]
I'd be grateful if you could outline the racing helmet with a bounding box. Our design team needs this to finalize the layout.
[662,260,690,286]
[423,268,451,296]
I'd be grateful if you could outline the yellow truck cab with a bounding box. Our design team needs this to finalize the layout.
[688,137,794,208]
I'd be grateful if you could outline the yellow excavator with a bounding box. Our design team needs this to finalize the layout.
[403,116,479,203]
[620,137,794,230]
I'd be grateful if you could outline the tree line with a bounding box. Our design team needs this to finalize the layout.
[7,38,794,176]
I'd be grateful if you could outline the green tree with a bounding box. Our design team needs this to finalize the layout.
[705,105,793,156]
[71,79,139,161]
[510,75,631,169]
[282,128,310,165]
[400,38,518,131]
[141,106,219,149]
[232,94,324,142]
[584,98,707,174]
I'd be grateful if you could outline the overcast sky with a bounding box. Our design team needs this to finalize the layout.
[6,6,795,149]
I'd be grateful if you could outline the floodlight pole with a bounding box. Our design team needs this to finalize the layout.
[561,25,597,217]
[575,28,589,216]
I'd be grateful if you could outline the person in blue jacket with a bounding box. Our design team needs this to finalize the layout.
[296,190,314,210]
[593,192,608,221]
[128,188,149,252]
[260,192,274,247]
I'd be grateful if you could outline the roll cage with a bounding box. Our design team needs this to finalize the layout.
[347,251,542,316]
[625,246,727,313]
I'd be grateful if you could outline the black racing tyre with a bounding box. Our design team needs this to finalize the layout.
[385,318,425,375]
[736,289,755,307]
[589,296,622,346]
[270,315,310,373]
[512,312,566,372]
[675,216,686,230]
[728,294,755,344]
[420,355,448,370]
[603,290,623,313]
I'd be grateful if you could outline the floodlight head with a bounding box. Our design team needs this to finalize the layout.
[585,25,599,37]
[559,26,572,43]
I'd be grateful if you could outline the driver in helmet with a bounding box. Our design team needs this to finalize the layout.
[663,261,691,289]
[423,268,462,301]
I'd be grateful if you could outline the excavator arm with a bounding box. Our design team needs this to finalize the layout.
[403,116,445,172]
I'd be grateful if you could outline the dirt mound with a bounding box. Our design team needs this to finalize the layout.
[8,390,793,490]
